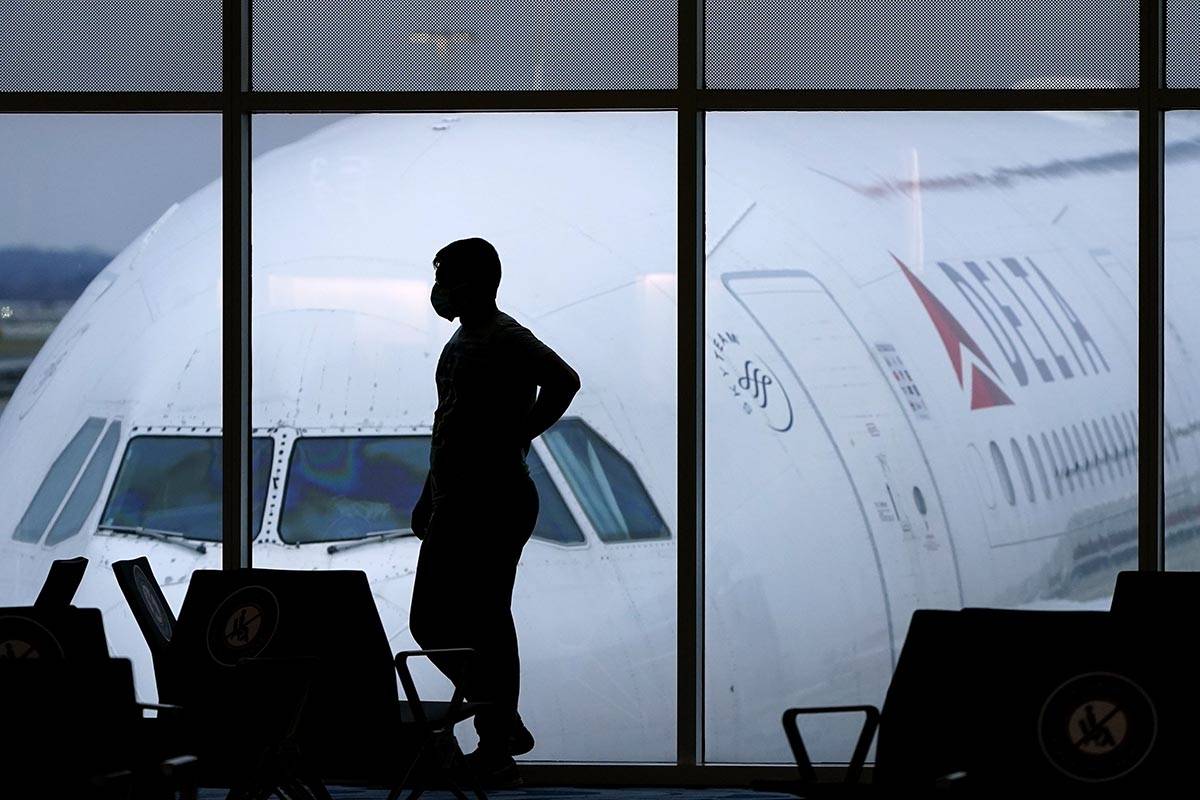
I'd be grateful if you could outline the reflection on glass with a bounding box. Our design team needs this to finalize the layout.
[250,113,676,762]
[707,112,1138,762]
[103,437,272,541]
[1165,112,1200,568]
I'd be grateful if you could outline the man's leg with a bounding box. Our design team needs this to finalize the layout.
[409,513,473,688]
[469,477,538,752]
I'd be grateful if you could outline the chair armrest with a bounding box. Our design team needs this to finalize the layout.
[138,702,184,718]
[394,648,476,727]
[782,705,880,786]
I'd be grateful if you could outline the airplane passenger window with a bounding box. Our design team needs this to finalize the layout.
[279,436,429,544]
[45,423,121,545]
[1064,426,1089,486]
[1111,414,1132,465]
[1054,429,1077,491]
[1098,418,1123,478]
[1090,420,1115,481]
[1080,422,1104,484]
[1122,411,1139,465]
[12,417,105,542]
[543,418,670,542]
[1041,432,1064,496]
[989,441,1017,507]
[528,449,586,545]
[102,436,274,541]
[1075,424,1100,485]
[1009,439,1036,504]
[1026,436,1052,501]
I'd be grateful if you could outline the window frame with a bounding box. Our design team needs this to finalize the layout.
[1,0,1170,777]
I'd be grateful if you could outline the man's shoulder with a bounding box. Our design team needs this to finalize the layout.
[493,311,537,341]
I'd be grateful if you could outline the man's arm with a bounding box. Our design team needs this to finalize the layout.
[411,472,432,540]
[512,327,581,444]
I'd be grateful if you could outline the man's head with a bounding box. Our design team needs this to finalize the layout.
[430,237,502,321]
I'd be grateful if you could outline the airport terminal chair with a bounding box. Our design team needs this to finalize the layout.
[34,555,89,607]
[112,557,332,800]
[764,608,1187,798]
[115,562,488,798]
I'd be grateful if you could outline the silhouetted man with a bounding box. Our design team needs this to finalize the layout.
[409,237,580,786]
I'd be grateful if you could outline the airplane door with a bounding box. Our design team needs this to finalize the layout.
[722,270,964,649]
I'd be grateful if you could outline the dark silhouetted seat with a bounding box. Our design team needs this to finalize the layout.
[0,604,109,661]
[768,608,1185,797]
[1111,568,1200,617]
[112,556,181,700]
[114,562,486,799]
[34,555,89,608]
[175,568,486,798]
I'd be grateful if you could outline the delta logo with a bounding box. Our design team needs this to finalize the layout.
[891,252,1110,411]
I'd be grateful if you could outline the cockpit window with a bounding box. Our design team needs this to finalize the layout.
[101,436,274,541]
[279,436,586,546]
[527,448,585,545]
[542,418,669,542]
[45,422,121,546]
[13,417,105,543]
[279,436,428,544]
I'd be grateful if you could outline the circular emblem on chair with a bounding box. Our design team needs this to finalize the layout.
[0,616,64,660]
[206,585,279,666]
[133,565,173,642]
[1038,672,1156,783]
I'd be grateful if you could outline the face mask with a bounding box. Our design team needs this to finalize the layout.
[430,282,458,321]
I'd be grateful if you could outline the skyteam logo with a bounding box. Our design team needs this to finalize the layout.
[892,252,1110,411]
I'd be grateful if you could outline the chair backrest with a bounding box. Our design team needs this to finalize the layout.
[34,556,88,608]
[174,568,400,775]
[0,657,139,793]
[1111,569,1200,616]
[874,609,967,787]
[881,608,1179,792]
[112,557,178,698]
[0,606,108,661]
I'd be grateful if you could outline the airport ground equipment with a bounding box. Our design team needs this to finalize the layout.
[113,561,488,799]
[34,555,88,607]
[761,608,1187,798]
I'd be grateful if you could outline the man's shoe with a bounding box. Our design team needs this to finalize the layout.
[465,747,524,789]
[509,717,535,756]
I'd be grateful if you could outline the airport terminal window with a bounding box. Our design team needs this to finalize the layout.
[528,449,586,545]
[102,437,273,542]
[1010,439,1036,504]
[279,436,429,544]
[543,418,670,542]
[45,423,121,546]
[990,441,1017,507]
[12,417,106,543]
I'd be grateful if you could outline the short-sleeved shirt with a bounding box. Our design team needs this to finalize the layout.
[429,309,573,503]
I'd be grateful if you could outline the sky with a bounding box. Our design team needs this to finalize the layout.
[0,114,349,253]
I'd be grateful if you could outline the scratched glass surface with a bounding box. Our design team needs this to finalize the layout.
[705,111,1143,762]
[1164,112,1200,569]
[250,112,678,762]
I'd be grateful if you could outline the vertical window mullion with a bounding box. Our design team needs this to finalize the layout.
[222,0,253,569]
[678,0,705,769]
[1139,0,1165,571]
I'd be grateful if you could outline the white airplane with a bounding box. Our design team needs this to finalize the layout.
[1,111,1198,765]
